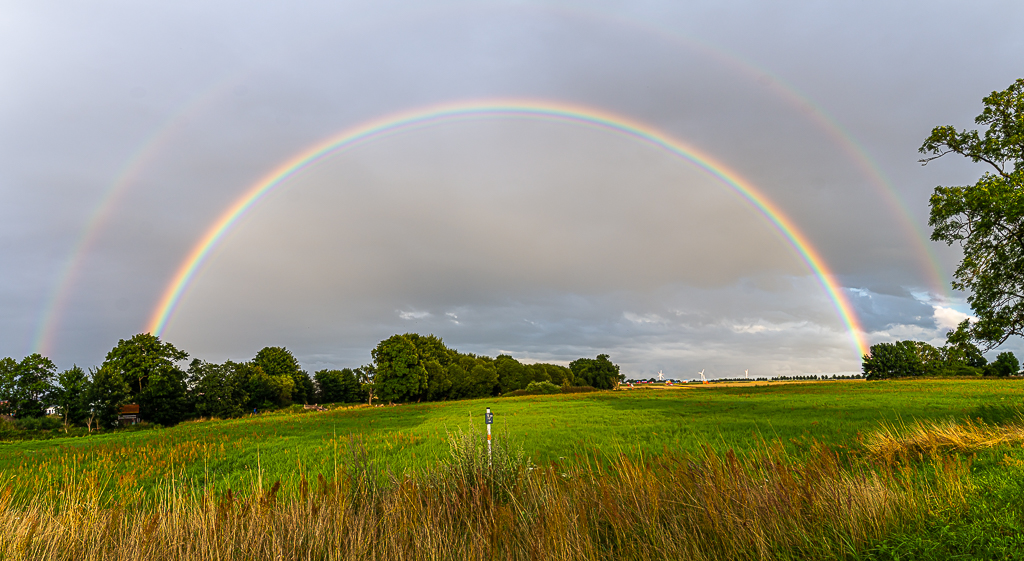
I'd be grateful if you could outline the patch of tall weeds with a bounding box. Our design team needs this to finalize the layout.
[0,423,975,561]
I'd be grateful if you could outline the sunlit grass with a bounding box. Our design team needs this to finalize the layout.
[2,379,1024,559]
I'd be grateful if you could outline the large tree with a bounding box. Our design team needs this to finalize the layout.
[569,354,622,389]
[372,334,428,403]
[102,333,189,425]
[922,78,1024,350]
[12,354,57,418]
[253,347,313,404]
[53,365,90,430]
[188,360,251,418]
[314,368,363,403]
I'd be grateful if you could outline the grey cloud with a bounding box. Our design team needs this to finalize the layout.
[3,0,1021,373]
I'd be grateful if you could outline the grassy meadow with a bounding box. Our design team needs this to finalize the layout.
[3,379,1024,559]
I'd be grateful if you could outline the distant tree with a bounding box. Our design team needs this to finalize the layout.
[314,369,345,403]
[253,347,305,402]
[988,351,1020,377]
[244,362,294,410]
[862,341,924,379]
[372,335,428,403]
[569,354,622,389]
[355,364,376,405]
[0,357,16,416]
[314,368,363,403]
[294,371,316,404]
[102,334,189,425]
[189,360,250,418]
[87,365,131,428]
[944,324,988,368]
[446,356,497,399]
[922,78,1024,350]
[52,365,90,430]
[423,360,452,401]
[13,354,57,418]
[495,355,527,393]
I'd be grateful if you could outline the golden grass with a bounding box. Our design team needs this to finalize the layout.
[864,417,1024,463]
[0,428,972,561]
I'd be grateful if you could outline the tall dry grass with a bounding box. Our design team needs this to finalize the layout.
[0,425,972,561]
[864,417,1024,463]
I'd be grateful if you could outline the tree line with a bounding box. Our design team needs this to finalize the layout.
[861,334,1019,380]
[0,332,622,430]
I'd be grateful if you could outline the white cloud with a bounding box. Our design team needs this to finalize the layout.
[932,306,974,331]
[398,310,431,320]
[623,312,668,324]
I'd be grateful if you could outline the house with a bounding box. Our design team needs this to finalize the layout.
[118,404,140,426]
[45,405,58,416]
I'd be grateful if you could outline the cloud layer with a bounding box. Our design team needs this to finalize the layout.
[3,0,1022,376]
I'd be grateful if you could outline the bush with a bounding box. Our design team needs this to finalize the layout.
[15,416,63,431]
[524,381,561,395]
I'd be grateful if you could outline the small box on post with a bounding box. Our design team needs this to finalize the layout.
[485,407,494,463]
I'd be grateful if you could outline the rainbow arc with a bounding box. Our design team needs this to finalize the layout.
[147,99,869,358]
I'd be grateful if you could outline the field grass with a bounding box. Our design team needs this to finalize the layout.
[3,379,1023,499]
[2,379,1024,559]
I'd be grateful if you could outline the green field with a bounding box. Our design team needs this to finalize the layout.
[4,379,1024,560]
[3,378,1023,494]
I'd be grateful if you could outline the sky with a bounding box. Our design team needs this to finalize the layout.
[2,0,1022,379]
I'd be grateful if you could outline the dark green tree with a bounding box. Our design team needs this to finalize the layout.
[569,354,622,389]
[243,362,294,410]
[355,364,376,405]
[87,365,132,428]
[372,335,428,402]
[254,347,311,404]
[495,354,528,393]
[988,351,1020,377]
[0,357,19,416]
[862,341,929,379]
[314,368,363,403]
[102,334,189,425]
[13,354,57,418]
[188,360,250,418]
[922,78,1024,350]
[53,365,90,430]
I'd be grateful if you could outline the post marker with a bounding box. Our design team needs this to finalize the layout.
[485,407,494,464]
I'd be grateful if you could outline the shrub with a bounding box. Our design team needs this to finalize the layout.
[524,381,560,394]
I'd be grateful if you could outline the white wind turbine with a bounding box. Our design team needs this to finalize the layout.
[745,369,749,379]
[699,369,707,384]
[657,370,664,381]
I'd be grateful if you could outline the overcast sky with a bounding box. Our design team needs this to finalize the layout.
[3,0,1022,378]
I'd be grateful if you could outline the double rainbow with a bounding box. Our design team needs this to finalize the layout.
[147,99,869,358]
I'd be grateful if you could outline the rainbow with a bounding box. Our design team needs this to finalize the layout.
[32,74,242,356]
[147,99,869,358]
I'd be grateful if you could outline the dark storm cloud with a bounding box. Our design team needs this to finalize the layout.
[2,0,1021,373]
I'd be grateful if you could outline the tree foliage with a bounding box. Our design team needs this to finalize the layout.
[861,338,1006,379]
[53,365,90,428]
[923,78,1024,350]
[253,347,312,404]
[570,354,623,390]
[314,368,364,404]
[0,333,622,431]
[101,333,189,425]
[372,335,429,403]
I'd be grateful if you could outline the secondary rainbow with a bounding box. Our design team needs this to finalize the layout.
[32,74,242,356]
[147,99,869,358]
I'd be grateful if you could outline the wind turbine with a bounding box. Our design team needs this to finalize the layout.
[745,369,749,379]
[699,369,708,384]
[657,370,664,381]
